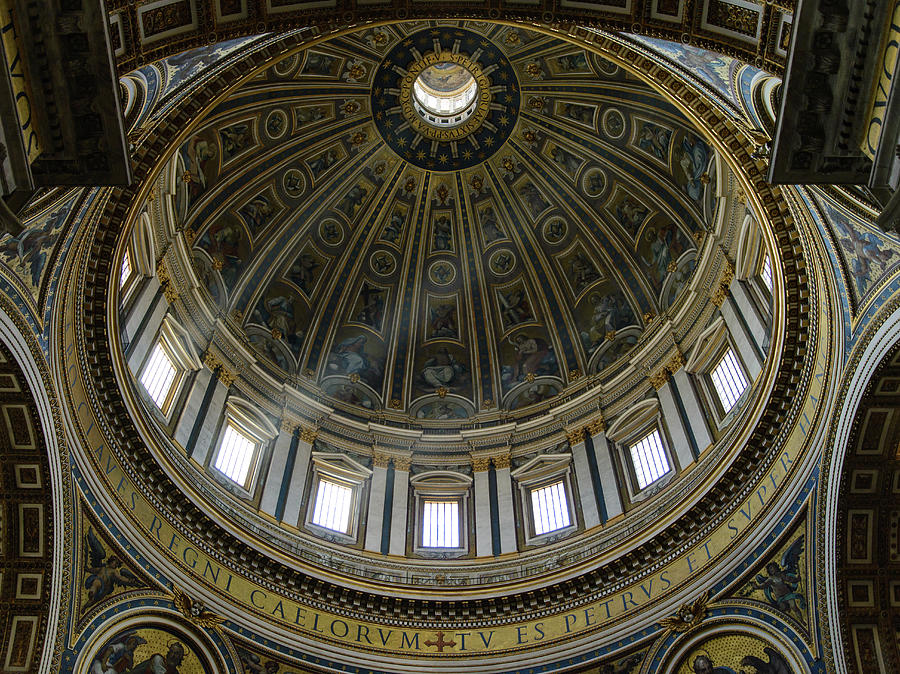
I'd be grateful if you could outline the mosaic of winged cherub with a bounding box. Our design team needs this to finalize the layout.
[744,534,805,618]
[84,527,142,607]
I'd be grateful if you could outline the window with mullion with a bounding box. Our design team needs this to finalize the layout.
[629,429,670,490]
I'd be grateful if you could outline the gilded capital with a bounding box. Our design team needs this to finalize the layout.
[492,454,511,470]
[372,452,391,468]
[156,261,171,284]
[566,428,585,445]
[393,456,412,471]
[162,282,178,304]
[299,426,318,443]
[280,418,297,433]
[711,285,728,307]
[203,351,222,372]
[666,349,686,374]
[586,417,606,436]
[217,368,235,388]
[649,367,669,390]
[471,456,491,472]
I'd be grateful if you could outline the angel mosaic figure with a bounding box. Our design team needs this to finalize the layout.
[84,527,142,608]
[747,534,805,617]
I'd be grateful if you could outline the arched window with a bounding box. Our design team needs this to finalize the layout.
[410,471,472,556]
[686,317,752,425]
[305,453,372,542]
[512,454,577,545]
[210,397,277,493]
[138,315,201,418]
[606,398,676,500]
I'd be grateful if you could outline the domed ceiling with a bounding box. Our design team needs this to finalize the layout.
[173,21,714,423]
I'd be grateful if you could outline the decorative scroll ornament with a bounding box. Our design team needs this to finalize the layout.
[658,590,710,633]
[172,586,225,630]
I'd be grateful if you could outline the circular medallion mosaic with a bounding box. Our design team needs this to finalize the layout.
[371,27,520,170]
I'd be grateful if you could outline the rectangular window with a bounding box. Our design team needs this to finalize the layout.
[421,500,460,548]
[711,348,749,412]
[531,481,571,535]
[213,422,258,487]
[761,255,773,293]
[311,478,353,534]
[120,249,133,289]
[140,342,178,412]
[630,429,670,490]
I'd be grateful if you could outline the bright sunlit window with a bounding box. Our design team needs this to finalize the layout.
[630,429,670,490]
[140,342,179,412]
[711,348,748,412]
[531,481,571,535]
[120,249,133,289]
[421,500,460,547]
[761,255,773,293]
[311,478,353,534]
[214,422,258,487]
